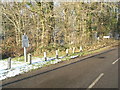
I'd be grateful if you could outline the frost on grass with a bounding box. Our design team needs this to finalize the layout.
[70,55,79,59]
[0,55,78,80]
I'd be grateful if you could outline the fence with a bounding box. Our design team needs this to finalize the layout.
[7,46,83,69]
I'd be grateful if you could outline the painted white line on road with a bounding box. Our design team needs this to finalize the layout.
[112,58,120,65]
[87,73,104,89]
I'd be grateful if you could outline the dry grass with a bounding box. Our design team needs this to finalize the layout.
[32,39,119,59]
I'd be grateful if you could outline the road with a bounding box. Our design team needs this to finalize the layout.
[1,46,119,88]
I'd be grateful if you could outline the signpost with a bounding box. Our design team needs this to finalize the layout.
[22,33,29,62]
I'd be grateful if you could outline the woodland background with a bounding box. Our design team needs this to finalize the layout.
[1,1,120,59]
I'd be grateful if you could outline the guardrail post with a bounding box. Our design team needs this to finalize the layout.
[56,50,58,59]
[73,47,75,54]
[28,53,32,64]
[66,49,69,56]
[44,52,47,61]
[7,57,11,69]
[80,46,83,52]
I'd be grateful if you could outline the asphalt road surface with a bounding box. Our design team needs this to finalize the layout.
[1,46,119,88]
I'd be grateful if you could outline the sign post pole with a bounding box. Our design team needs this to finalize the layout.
[24,47,27,62]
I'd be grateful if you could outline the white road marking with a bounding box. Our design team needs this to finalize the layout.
[112,58,120,65]
[87,73,104,89]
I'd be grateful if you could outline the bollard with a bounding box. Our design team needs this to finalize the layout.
[73,47,75,54]
[66,49,69,56]
[56,50,58,59]
[7,57,11,69]
[80,46,83,52]
[44,52,47,61]
[28,53,32,64]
